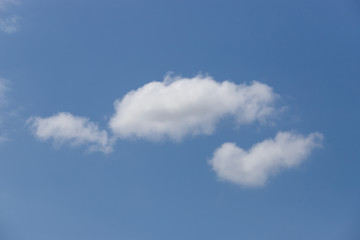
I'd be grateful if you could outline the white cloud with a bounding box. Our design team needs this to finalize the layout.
[29,112,112,153]
[209,131,323,187]
[109,74,278,141]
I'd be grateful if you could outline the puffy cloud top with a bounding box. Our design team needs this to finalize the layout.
[109,75,277,141]
[209,131,323,187]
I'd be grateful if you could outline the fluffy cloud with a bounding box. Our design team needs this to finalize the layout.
[109,75,278,141]
[0,0,20,33]
[29,112,112,153]
[209,131,323,187]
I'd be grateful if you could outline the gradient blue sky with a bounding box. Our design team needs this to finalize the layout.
[0,0,360,239]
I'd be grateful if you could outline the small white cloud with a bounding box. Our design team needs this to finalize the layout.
[0,15,19,33]
[29,112,112,153]
[109,74,278,141]
[209,131,323,187]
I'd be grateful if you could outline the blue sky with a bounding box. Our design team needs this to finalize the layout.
[0,0,360,239]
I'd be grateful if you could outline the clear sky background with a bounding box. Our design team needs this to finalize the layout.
[0,0,359,239]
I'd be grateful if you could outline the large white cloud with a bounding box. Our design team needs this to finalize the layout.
[109,75,278,141]
[209,131,323,187]
[29,112,112,153]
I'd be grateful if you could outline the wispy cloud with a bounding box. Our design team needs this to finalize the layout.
[0,0,20,33]
[0,134,7,143]
[28,112,113,153]
[0,78,9,105]
[0,0,19,11]
[109,74,278,141]
[0,15,18,33]
[209,131,323,187]
[0,78,10,141]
